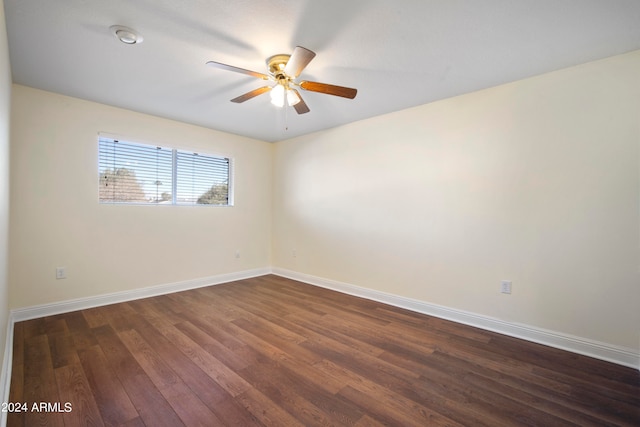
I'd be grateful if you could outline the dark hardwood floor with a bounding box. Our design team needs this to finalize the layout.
[7,275,640,426]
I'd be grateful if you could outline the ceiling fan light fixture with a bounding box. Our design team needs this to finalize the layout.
[110,25,143,45]
[270,84,285,107]
[287,89,301,106]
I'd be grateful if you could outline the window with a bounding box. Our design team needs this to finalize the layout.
[98,136,232,206]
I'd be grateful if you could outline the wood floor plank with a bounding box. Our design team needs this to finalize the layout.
[176,307,249,353]
[338,384,463,427]
[231,317,322,365]
[117,329,180,388]
[284,311,387,358]
[300,328,422,386]
[21,317,46,340]
[42,317,69,337]
[214,314,348,395]
[235,387,305,427]
[54,360,105,427]
[77,345,139,426]
[335,353,510,427]
[118,327,225,425]
[8,274,640,426]
[354,414,389,426]
[156,381,225,426]
[63,311,98,351]
[23,334,65,427]
[144,314,253,398]
[92,325,184,427]
[424,349,631,426]
[121,373,185,427]
[238,359,344,426]
[124,313,260,425]
[49,333,75,370]
[81,307,109,329]
[117,326,233,426]
[239,357,365,425]
[173,320,253,372]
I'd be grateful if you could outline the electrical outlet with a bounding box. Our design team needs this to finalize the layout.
[56,267,66,280]
[292,248,297,258]
[235,249,241,259]
[500,280,512,294]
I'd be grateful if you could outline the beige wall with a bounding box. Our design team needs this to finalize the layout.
[273,51,640,350]
[0,0,12,391]
[9,85,272,308]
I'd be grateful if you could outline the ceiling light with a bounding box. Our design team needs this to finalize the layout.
[110,25,143,45]
[287,89,301,106]
[270,84,285,107]
[270,84,301,108]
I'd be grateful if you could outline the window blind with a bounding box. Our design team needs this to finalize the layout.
[176,150,230,205]
[98,136,231,206]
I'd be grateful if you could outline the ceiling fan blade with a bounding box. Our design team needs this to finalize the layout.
[299,81,357,99]
[230,86,272,103]
[284,46,316,78]
[206,61,270,80]
[291,89,310,114]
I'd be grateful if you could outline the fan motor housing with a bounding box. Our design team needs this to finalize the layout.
[266,54,291,76]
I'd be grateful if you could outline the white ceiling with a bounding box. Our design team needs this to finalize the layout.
[4,0,640,142]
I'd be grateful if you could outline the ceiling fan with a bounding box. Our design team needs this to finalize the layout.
[206,46,357,114]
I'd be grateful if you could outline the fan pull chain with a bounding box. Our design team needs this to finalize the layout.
[284,100,289,132]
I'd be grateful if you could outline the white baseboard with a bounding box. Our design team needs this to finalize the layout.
[271,267,639,370]
[10,267,270,322]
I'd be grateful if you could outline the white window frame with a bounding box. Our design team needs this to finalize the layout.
[98,134,233,206]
